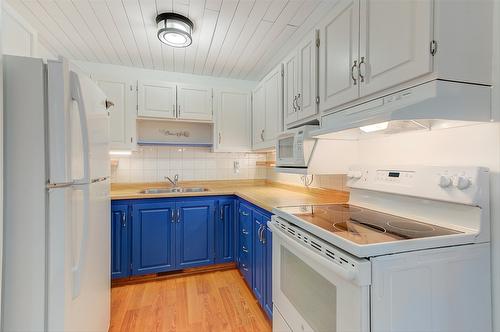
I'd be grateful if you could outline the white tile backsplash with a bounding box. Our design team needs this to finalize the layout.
[111,146,267,183]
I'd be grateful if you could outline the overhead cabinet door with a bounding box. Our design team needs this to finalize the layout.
[264,67,283,142]
[252,83,266,146]
[319,0,360,112]
[177,85,212,121]
[296,32,318,122]
[214,89,251,152]
[358,0,433,96]
[284,53,298,125]
[138,80,177,119]
[96,78,136,150]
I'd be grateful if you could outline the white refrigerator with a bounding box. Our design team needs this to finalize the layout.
[3,55,111,331]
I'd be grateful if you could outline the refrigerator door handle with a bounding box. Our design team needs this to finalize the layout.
[47,181,75,189]
[70,71,91,185]
[71,185,90,299]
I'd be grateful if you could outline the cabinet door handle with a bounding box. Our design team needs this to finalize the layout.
[240,210,249,216]
[258,225,263,243]
[242,246,248,253]
[260,129,265,142]
[121,213,126,228]
[241,264,249,272]
[296,93,301,111]
[351,60,358,85]
[220,207,224,220]
[292,95,297,112]
[218,132,222,145]
[261,226,266,244]
[173,104,176,118]
[242,229,249,235]
[359,56,366,83]
[171,209,175,223]
[176,209,181,223]
[178,105,181,117]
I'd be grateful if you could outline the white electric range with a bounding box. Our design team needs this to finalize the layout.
[270,165,492,332]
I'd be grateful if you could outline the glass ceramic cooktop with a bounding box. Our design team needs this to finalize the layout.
[278,204,463,245]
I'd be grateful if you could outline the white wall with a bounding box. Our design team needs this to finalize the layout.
[74,60,258,91]
[1,2,55,59]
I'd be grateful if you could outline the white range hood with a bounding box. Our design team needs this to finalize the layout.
[312,80,492,140]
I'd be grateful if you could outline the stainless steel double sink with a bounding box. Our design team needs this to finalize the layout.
[140,187,209,194]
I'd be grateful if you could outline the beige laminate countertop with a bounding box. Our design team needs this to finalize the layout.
[111,180,349,212]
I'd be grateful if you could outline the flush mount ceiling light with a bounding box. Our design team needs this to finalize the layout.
[156,12,193,48]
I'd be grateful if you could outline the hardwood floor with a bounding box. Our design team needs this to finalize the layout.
[109,269,272,332]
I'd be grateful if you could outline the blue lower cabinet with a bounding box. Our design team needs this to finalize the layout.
[111,203,130,279]
[215,198,235,264]
[237,199,273,319]
[176,200,216,268]
[264,225,273,319]
[238,202,254,288]
[253,210,266,306]
[131,202,176,275]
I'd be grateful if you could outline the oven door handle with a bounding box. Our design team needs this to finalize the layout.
[270,222,358,284]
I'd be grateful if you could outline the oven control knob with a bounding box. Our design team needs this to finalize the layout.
[454,176,471,190]
[438,175,452,188]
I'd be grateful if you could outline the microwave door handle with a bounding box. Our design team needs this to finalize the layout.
[70,72,91,185]
[269,222,358,284]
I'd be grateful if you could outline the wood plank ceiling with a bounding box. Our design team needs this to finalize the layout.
[7,0,336,81]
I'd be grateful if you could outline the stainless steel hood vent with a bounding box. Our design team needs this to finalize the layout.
[312,80,492,140]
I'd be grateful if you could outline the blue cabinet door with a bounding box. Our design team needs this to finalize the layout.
[253,210,266,306]
[264,225,273,319]
[176,200,216,268]
[131,202,176,275]
[238,202,253,287]
[215,198,235,264]
[111,204,129,279]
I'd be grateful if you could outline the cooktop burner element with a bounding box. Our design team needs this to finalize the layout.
[278,204,462,245]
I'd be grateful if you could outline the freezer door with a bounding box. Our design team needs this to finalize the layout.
[47,59,72,185]
[47,180,110,332]
[70,70,110,183]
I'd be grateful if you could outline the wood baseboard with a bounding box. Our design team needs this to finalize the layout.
[111,262,237,287]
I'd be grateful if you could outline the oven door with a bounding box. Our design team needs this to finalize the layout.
[270,222,371,332]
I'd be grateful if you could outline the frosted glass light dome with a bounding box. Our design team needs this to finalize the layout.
[156,13,193,48]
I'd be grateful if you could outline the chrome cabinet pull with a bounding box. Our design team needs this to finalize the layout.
[242,246,249,253]
[171,209,175,223]
[292,95,297,112]
[173,104,176,118]
[260,129,265,142]
[296,93,301,111]
[359,57,366,83]
[121,213,126,228]
[178,105,181,117]
[240,210,249,216]
[351,60,358,85]
[261,226,266,244]
[242,228,249,235]
[176,209,181,223]
[241,264,249,272]
[218,132,222,144]
[220,207,224,220]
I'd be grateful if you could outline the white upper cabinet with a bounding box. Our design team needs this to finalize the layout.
[96,77,136,150]
[264,67,283,142]
[284,30,319,128]
[284,53,298,126]
[358,0,432,96]
[297,31,319,122]
[318,0,492,114]
[253,64,284,150]
[213,89,251,152]
[177,85,213,121]
[252,82,266,146]
[319,0,360,112]
[137,80,176,119]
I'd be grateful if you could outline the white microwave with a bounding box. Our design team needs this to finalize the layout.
[276,125,318,170]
